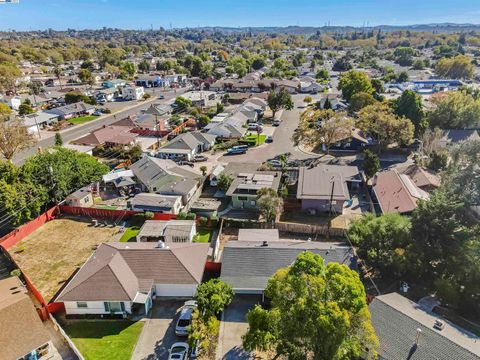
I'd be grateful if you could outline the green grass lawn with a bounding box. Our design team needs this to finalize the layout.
[95,205,119,210]
[194,227,213,243]
[68,115,99,125]
[63,321,143,360]
[244,133,266,146]
[119,226,141,242]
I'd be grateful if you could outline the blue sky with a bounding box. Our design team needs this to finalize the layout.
[0,0,479,30]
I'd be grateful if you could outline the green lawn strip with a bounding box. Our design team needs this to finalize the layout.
[64,321,143,360]
[68,115,99,125]
[194,226,213,242]
[119,226,140,242]
[95,205,119,210]
[244,133,266,146]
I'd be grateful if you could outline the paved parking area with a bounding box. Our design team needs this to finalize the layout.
[218,295,262,360]
[131,299,186,360]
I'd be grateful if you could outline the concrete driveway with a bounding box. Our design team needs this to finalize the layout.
[132,299,186,360]
[217,295,262,360]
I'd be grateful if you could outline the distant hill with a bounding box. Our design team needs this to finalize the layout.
[187,23,480,34]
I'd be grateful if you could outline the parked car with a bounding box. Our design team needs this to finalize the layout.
[248,123,259,130]
[168,342,189,360]
[193,155,208,162]
[267,159,282,167]
[227,145,248,155]
[175,300,197,336]
[93,109,103,116]
[265,135,273,143]
[177,160,195,168]
[272,120,281,127]
[159,95,165,99]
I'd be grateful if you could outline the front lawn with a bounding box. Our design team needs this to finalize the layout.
[63,321,143,360]
[194,227,213,243]
[119,226,141,242]
[68,115,99,125]
[244,133,266,146]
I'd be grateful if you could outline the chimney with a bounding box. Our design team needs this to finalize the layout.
[261,241,268,247]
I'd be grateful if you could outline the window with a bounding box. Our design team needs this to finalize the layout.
[172,236,188,243]
[77,302,88,308]
[238,196,248,201]
[104,302,124,312]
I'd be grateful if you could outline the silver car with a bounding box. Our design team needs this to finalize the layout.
[168,342,189,360]
[175,300,197,336]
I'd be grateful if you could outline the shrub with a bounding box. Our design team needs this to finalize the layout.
[144,211,154,220]
[199,217,208,226]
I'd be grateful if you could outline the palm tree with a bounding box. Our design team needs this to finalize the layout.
[53,67,62,89]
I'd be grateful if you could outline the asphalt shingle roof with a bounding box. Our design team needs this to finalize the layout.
[370,293,480,360]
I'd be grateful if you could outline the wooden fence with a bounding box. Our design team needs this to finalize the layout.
[275,221,345,238]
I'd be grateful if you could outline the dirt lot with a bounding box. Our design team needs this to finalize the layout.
[10,217,119,302]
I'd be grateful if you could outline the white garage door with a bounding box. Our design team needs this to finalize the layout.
[155,284,197,297]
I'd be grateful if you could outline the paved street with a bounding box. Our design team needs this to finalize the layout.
[12,88,184,164]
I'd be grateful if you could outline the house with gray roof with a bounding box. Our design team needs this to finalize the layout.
[439,129,479,148]
[220,235,355,295]
[156,131,216,161]
[56,242,210,316]
[296,164,361,215]
[128,193,183,214]
[370,292,480,360]
[44,101,95,119]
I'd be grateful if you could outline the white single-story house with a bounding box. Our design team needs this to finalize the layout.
[136,220,196,243]
[56,242,209,316]
[123,86,145,101]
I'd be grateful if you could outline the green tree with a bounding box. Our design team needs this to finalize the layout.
[349,213,411,277]
[53,66,63,89]
[18,100,34,116]
[428,91,480,129]
[138,60,150,73]
[0,62,22,93]
[316,68,330,82]
[78,68,93,85]
[197,115,210,128]
[0,103,12,118]
[217,173,233,191]
[349,91,376,112]
[250,56,266,70]
[267,88,294,119]
[363,149,380,180]
[195,279,234,319]
[435,55,474,79]
[393,47,415,66]
[0,119,35,161]
[357,103,414,150]
[256,187,284,224]
[428,150,448,171]
[338,70,374,102]
[174,96,192,111]
[243,252,379,359]
[396,71,409,83]
[394,90,427,137]
[54,132,63,146]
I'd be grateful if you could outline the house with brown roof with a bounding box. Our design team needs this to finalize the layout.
[372,169,430,215]
[0,277,57,360]
[72,118,138,147]
[55,242,209,317]
[396,164,441,192]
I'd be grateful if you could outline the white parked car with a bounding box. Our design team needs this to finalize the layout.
[168,342,189,360]
[175,300,197,336]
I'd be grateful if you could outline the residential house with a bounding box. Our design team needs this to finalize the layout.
[372,169,429,215]
[226,171,281,210]
[396,164,441,192]
[439,129,479,148]
[136,220,196,243]
[317,94,348,111]
[370,292,480,360]
[0,95,21,111]
[156,131,216,161]
[182,91,218,107]
[135,75,166,88]
[102,79,127,89]
[0,277,59,360]
[65,186,94,208]
[296,165,361,215]
[123,86,145,101]
[220,233,355,295]
[23,111,60,135]
[326,128,371,153]
[95,87,118,103]
[55,242,210,316]
[128,193,183,214]
[72,122,138,147]
[44,101,95,120]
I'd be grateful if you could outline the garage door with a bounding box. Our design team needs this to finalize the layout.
[155,284,197,297]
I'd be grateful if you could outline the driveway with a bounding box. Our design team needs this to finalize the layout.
[132,299,186,360]
[218,295,262,360]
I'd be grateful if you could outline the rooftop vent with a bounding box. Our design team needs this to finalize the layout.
[434,320,445,331]
[261,241,268,247]
[415,328,422,345]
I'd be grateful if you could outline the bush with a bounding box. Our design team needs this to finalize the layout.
[176,212,187,220]
[199,217,208,226]
[186,212,196,220]
[144,211,154,220]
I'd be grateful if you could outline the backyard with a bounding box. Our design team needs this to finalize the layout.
[119,226,141,242]
[62,320,143,360]
[10,217,119,301]
[194,226,214,242]
[68,115,98,125]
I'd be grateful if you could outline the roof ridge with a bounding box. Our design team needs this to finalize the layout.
[170,245,205,283]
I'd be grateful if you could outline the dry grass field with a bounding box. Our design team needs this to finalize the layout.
[10,217,119,302]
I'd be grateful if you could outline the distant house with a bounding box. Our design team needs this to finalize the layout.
[0,95,21,110]
[396,164,441,192]
[0,277,58,360]
[220,233,355,295]
[156,131,216,161]
[65,186,94,208]
[226,171,281,210]
[182,91,218,107]
[326,128,371,153]
[128,193,183,214]
[123,86,145,101]
[136,220,196,243]
[370,292,480,360]
[55,242,210,316]
[135,75,166,88]
[296,165,361,215]
[72,122,138,147]
[44,101,95,119]
[372,169,429,215]
[23,111,60,135]
[102,79,127,89]
[95,87,118,103]
[317,94,348,111]
[439,129,479,148]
